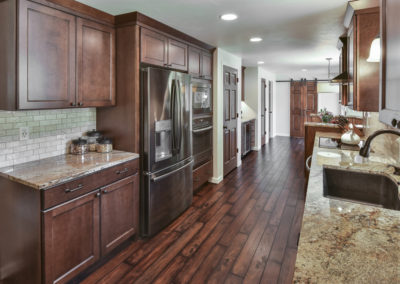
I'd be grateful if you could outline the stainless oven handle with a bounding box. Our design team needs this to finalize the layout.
[193,126,213,133]
[151,160,194,182]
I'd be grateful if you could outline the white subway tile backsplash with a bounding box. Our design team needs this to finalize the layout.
[0,108,96,168]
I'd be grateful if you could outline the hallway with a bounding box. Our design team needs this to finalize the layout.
[82,137,306,284]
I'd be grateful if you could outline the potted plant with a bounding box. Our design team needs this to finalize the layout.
[318,108,334,123]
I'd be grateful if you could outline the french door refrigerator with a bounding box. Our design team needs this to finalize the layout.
[141,67,193,237]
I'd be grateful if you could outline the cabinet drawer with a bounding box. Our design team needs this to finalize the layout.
[42,159,139,209]
[193,160,212,191]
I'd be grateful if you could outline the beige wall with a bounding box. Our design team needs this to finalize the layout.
[365,112,400,162]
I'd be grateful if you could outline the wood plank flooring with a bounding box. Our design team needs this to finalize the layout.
[81,137,305,284]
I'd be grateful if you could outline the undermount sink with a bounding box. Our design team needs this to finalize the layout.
[323,167,400,211]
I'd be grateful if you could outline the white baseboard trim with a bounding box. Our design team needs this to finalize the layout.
[275,133,290,137]
[209,176,223,184]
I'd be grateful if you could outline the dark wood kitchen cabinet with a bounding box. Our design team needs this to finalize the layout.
[346,7,380,112]
[77,18,116,107]
[188,46,212,79]
[0,0,116,110]
[41,161,139,284]
[100,175,139,255]
[0,157,139,284]
[17,0,77,110]
[141,27,188,71]
[193,160,212,191]
[42,190,101,284]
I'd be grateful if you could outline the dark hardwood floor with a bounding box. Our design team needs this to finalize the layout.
[81,137,305,284]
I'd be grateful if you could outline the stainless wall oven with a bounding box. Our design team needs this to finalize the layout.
[192,79,212,116]
[192,116,212,169]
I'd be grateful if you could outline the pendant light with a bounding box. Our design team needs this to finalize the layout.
[367,35,380,62]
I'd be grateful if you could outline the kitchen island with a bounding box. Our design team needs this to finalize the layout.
[294,131,400,283]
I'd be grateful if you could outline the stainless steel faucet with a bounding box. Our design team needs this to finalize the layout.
[359,129,400,157]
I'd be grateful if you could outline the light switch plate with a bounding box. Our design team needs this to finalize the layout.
[19,127,29,141]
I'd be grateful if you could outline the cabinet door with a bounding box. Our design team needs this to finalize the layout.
[42,190,100,284]
[100,175,139,256]
[347,23,354,108]
[141,28,168,67]
[77,18,115,107]
[201,51,213,80]
[168,39,188,71]
[355,10,380,112]
[18,0,76,109]
[188,47,201,77]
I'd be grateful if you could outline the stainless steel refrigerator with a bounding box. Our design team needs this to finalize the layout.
[141,67,193,237]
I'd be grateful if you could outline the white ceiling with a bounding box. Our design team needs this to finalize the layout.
[77,0,348,80]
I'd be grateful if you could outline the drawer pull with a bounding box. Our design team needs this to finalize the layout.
[65,184,84,193]
[116,168,129,175]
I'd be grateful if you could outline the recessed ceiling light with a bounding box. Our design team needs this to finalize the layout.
[257,61,265,65]
[220,13,238,21]
[301,69,308,72]
[250,37,263,42]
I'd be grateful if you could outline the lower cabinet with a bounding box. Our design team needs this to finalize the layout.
[42,167,139,284]
[42,190,101,284]
[100,175,139,255]
[193,160,212,191]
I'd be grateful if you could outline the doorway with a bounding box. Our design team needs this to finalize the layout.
[261,79,267,146]
[223,66,238,176]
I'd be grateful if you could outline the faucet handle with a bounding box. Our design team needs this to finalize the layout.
[387,164,400,176]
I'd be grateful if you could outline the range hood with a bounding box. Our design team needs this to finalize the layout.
[330,71,351,85]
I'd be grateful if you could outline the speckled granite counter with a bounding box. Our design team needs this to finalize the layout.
[304,122,341,128]
[294,132,400,283]
[0,151,139,190]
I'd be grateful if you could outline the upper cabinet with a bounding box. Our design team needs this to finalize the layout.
[347,7,380,112]
[380,0,400,127]
[77,18,116,107]
[188,46,212,80]
[141,27,188,71]
[18,0,77,110]
[0,0,116,110]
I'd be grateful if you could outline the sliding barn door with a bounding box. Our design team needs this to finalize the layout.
[290,80,305,137]
[304,80,318,123]
[223,66,238,176]
[290,79,318,138]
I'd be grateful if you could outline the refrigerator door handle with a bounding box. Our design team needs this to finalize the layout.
[176,79,182,152]
[171,79,178,154]
[151,159,193,182]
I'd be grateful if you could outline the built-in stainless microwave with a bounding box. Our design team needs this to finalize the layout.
[192,79,212,116]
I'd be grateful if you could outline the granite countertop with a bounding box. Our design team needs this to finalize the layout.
[0,151,139,190]
[304,122,341,128]
[305,122,364,129]
[294,132,400,283]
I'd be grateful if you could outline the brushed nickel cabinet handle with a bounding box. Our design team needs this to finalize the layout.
[116,168,129,175]
[65,184,84,193]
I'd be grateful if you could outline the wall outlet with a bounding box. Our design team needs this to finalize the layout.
[19,127,29,141]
